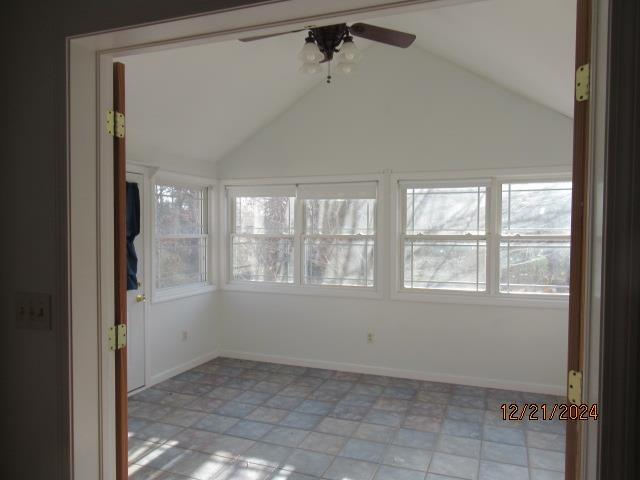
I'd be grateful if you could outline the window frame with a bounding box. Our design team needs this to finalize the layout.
[391,170,571,308]
[496,178,573,296]
[301,192,378,289]
[151,173,216,303]
[221,175,384,299]
[228,187,297,285]
[400,179,491,294]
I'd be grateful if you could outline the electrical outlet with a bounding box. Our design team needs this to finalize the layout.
[15,292,51,330]
[367,332,374,344]
[181,330,188,341]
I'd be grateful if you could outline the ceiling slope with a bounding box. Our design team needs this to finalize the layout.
[118,0,576,165]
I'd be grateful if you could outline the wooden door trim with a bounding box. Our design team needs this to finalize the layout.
[113,61,128,480]
[566,0,592,478]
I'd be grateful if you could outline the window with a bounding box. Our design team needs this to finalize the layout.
[499,181,572,294]
[154,182,209,291]
[300,183,377,287]
[402,184,487,292]
[226,181,379,290]
[229,186,295,283]
[397,176,571,299]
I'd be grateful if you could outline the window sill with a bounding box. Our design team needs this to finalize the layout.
[152,284,216,304]
[223,281,383,300]
[391,290,569,309]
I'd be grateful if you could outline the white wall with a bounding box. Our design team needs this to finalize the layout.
[218,45,572,179]
[123,60,219,179]
[216,45,573,394]
[147,293,221,385]
[221,293,567,393]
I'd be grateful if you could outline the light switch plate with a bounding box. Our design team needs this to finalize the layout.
[15,292,52,330]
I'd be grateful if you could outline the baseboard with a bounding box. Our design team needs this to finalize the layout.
[220,350,564,396]
[148,350,220,387]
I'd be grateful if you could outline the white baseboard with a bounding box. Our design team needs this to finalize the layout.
[220,350,564,396]
[148,350,220,387]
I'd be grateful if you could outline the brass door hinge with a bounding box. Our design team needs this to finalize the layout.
[108,325,117,351]
[576,64,590,102]
[117,324,127,349]
[106,109,125,138]
[568,369,583,404]
[108,324,127,351]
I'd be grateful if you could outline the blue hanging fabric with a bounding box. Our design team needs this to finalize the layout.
[126,182,141,290]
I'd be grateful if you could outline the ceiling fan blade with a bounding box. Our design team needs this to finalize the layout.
[238,28,307,42]
[349,23,416,48]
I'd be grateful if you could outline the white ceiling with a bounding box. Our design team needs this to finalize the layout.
[381,0,576,117]
[118,0,576,165]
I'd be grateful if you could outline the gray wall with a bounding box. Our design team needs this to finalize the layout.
[2,1,262,477]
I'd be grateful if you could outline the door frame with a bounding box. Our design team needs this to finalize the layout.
[67,0,607,478]
[125,166,151,395]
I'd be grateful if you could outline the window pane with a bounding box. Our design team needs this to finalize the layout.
[304,199,375,235]
[502,182,572,235]
[304,238,374,287]
[500,240,570,294]
[156,237,207,289]
[234,196,294,234]
[156,184,206,235]
[404,240,486,291]
[232,236,294,283]
[405,186,486,235]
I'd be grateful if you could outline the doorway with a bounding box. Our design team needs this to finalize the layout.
[127,170,147,393]
[69,1,604,478]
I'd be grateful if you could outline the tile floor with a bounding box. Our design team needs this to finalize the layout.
[128,357,566,480]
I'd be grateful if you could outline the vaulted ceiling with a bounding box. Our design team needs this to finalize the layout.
[118,0,576,165]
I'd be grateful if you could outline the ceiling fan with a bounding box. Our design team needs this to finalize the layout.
[239,23,416,83]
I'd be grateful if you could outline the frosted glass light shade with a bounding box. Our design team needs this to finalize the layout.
[298,41,324,63]
[339,40,361,63]
[337,62,355,75]
[299,62,322,74]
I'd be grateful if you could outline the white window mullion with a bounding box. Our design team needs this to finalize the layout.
[294,195,303,286]
[228,193,236,283]
[400,184,407,289]
[488,178,500,295]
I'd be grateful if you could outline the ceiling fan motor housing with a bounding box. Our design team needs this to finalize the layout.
[310,24,350,61]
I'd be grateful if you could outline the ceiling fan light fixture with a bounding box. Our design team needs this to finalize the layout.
[298,35,324,63]
[299,62,322,74]
[338,36,361,63]
[337,62,355,75]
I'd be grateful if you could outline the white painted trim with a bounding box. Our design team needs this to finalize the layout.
[220,350,565,395]
[391,165,571,180]
[583,1,608,477]
[152,284,216,304]
[153,171,216,188]
[150,175,216,303]
[97,52,116,480]
[222,173,385,185]
[389,169,573,307]
[223,282,384,300]
[148,350,220,386]
[220,173,385,298]
[390,291,569,309]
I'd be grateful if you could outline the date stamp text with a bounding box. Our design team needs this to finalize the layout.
[500,403,598,421]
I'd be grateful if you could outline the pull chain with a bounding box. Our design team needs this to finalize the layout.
[326,61,332,84]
